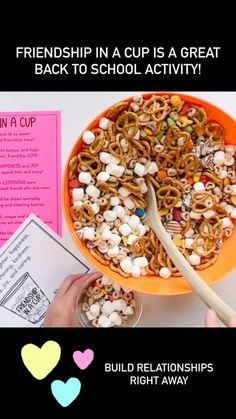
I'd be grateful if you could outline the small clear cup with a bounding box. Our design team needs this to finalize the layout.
[77,274,143,328]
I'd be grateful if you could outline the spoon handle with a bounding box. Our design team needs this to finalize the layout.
[149,217,236,326]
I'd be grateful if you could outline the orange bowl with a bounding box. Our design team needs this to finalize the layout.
[63,93,236,295]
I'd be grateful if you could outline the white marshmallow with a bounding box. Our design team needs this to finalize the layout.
[121,214,130,223]
[72,188,84,201]
[73,200,83,207]
[134,162,147,177]
[101,229,113,241]
[225,204,234,214]
[203,210,215,219]
[130,102,139,112]
[113,205,126,218]
[189,253,201,266]
[103,210,117,222]
[113,299,126,311]
[222,217,231,228]
[133,256,148,268]
[97,171,110,182]
[139,182,148,194]
[90,303,100,317]
[131,265,141,278]
[190,211,201,220]
[91,203,100,214]
[99,117,110,130]
[136,224,146,236]
[101,301,115,315]
[230,185,236,195]
[185,228,195,238]
[121,286,132,293]
[231,208,236,219]
[123,306,134,315]
[78,172,92,185]
[83,227,95,241]
[159,267,172,279]
[101,276,112,285]
[110,156,120,165]
[147,161,158,175]
[109,234,121,246]
[106,164,125,177]
[120,257,133,274]
[193,182,205,192]
[118,187,131,197]
[109,312,122,326]
[133,129,140,140]
[175,200,182,208]
[127,234,138,245]
[218,169,228,179]
[123,197,135,210]
[225,145,235,155]
[185,238,194,249]
[119,223,132,236]
[82,130,95,144]
[128,215,140,228]
[110,196,120,206]
[86,311,96,321]
[107,245,120,257]
[98,315,112,328]
[86,185,100,198]
[213,151,225,165]
[99,152,112,164]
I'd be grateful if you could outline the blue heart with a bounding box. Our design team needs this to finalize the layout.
[51,377,81,407]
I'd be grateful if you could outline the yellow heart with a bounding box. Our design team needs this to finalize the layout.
[21,340,61,380]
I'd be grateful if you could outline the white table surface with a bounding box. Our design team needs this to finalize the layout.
[0,91,235,327]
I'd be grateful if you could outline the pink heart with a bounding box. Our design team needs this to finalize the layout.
[73,349,94,370]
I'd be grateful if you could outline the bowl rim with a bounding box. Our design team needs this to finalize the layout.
[63,92,236,296]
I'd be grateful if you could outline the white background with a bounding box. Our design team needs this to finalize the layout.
[0,91,236,326]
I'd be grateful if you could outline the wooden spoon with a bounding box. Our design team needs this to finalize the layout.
[146,178,236,326]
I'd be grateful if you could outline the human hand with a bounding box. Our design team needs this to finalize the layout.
[43,272,101,327]
[205,309,236,327]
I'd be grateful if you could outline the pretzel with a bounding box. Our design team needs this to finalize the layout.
[109,262,130,277]
[106,101,129,119]
[150,254,160,274]
[157,186,181,209]
[77,152,102,175]
[89,129,105,154]
[176,153,200,176]
[108,141,127,166]
[162,177,185,193]
[142,95,169,122]
[131,236,152,257]
[116,111,139,139]
[96,181,118,196]
[70,203,95,226]
[165,128,190,151]
[196,254,218,270]
[205,122,225,146]
[89,248,110,265]
[192,191,215,213]
[193,234,216,257]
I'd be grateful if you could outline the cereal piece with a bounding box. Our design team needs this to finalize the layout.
[119,223,132,237]
[99,117,110,130]
[97,171,110,182]
[78,172,92,184]
[159,267,172,279]
[82,130,96,144]
[135,208,145,217]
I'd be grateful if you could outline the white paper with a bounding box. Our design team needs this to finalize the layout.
[0,214,89,326]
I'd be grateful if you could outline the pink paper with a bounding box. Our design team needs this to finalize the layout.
[0,111,61,245]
